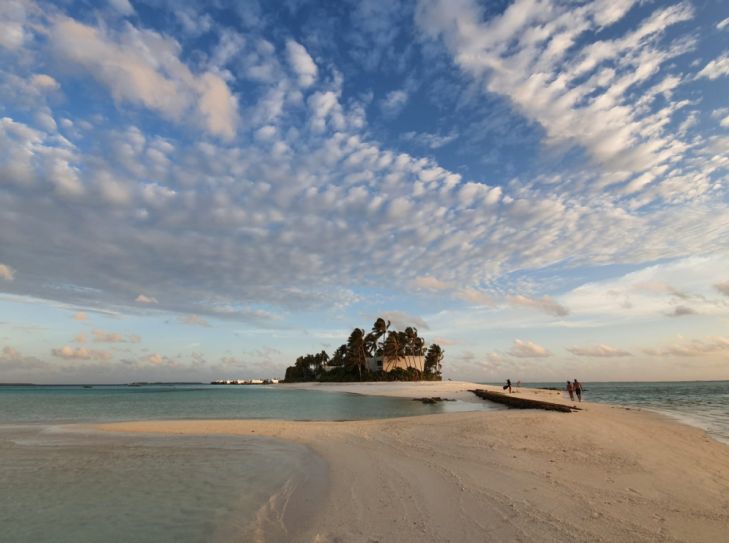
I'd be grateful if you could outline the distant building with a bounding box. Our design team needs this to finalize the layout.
[211,378,279,385]
[366,355,425,372]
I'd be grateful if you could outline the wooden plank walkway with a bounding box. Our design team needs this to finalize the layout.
[469,389,580,412]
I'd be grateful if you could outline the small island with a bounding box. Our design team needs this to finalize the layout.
[284,317,444,382]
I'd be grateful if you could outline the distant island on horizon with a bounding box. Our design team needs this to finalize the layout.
[283,317,444,382]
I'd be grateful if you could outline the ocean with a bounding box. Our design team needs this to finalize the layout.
[518,380,729,445]
[1,382,727,542]
[0,384,492,543]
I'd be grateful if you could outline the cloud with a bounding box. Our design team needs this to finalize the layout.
[718,17,729,31]
[567,344,630,357]
[401,131,458,149]
[508,295,569,317]
[562,256,729,321]
[92,329,141,343]
[73,311,88,321]
[0,0,29,50]
[456,288,495,306]
[1,345,49,372]
[643,337,729,357]
[696,54,729,80]
[714,281,729,297]
[286,40,318,87]
[0,1,727,332]
[380,89,408,117]
[180,314,210,327]
[146,353,165,365]
[49,16,238,138]
[666,305,697,317]
[109,0,135,16]
[2,345,22,360]
[0,263,15,281]
[416,0,696,184]
[413,276,450,290]
[30,74,59,92]
[51,345,112,361]
[508,339,551,358]
[380,311,430,331]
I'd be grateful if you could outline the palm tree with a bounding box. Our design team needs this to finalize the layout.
[329,345,347,366]
[424,344,444,377]
[382,331,403,372]
[346,328,367,380]
[364,317,391,358]
[398,327,425,371]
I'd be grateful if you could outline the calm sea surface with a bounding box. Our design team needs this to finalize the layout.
[518,380,729,445]
[0,384,493,543]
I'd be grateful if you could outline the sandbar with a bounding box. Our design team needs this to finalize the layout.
[91,381,729,542]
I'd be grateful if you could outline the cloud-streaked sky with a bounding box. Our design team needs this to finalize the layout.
[1,0,728,384]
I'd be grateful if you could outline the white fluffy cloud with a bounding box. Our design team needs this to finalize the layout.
[567,344,630,357]
[0,0,29,50]
[92,330,141,343]
[380,89,408,117]
[562,256,729,320]
[49,16,238,139]
[456,288,495,306]
[135,294,158,304]
[0,263,15,281]
[108,0,135,16]
[696,54,729,80]
[509,339,551,358]
[51,345,112,361]
[286,40,318,87]
[416,0,697,189]
[643,336,729,357]
[508,295,569,317]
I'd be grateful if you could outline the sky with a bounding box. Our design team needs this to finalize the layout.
[0,0,728,384]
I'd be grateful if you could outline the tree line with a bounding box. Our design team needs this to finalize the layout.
[284,317,444,382]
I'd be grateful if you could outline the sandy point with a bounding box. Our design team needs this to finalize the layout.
[90,381,729,542]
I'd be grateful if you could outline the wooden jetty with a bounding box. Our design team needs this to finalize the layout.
[469,389,580,413]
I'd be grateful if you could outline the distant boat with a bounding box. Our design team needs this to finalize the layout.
[82,385,93,389]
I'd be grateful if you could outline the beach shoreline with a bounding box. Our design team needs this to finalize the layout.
[85,381,729,542]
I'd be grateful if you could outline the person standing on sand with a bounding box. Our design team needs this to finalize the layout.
[506,379,512,393]
[566,380,574,401]
[573,379,582,402]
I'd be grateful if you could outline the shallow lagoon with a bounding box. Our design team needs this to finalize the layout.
[0,384,494,542]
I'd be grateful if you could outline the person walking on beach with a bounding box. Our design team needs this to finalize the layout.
[505,379,512,393]
[566,380,574,401]
[573,379,582,402]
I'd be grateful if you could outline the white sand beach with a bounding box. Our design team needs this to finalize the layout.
[92,381,729,542]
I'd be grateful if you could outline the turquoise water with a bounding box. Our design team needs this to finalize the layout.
[0,384,492,424]
[519,381,729,445]
[0,384,492,543]
[0,426,324,543]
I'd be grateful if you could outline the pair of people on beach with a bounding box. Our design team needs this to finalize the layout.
[566,379,582,402]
